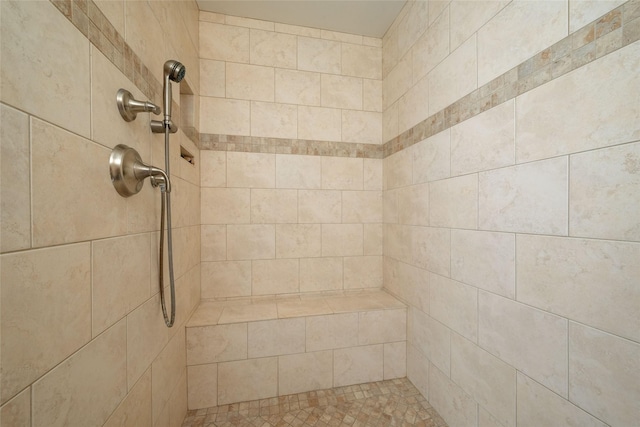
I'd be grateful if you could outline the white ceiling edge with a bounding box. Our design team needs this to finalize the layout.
[197,0,407,38]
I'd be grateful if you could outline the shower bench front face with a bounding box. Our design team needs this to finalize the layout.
[185,289,407,409]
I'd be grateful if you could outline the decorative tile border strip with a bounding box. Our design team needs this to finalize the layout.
[383,0,640,158]
[49,0,200,147]
[199,134,384,159]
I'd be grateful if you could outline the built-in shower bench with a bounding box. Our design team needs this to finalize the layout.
[185,289,407,409]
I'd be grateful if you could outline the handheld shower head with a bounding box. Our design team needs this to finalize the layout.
[164,60,186,83]
[162,60,186,123]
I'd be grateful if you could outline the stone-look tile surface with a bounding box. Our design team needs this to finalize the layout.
[182,378,447,427]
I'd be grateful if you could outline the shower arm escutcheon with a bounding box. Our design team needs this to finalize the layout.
[109,144,171,197]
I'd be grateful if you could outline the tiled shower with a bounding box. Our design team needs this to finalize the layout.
[1,1,638,427]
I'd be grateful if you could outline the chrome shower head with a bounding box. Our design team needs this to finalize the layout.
[164,60,185,83]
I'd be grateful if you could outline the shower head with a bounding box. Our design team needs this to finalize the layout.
[162,60,186,123]
[164,60,186,83]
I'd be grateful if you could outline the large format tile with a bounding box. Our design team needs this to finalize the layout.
[250,28,296,69]
[278,351,333,395]
[217,358,278,405]
[450,1,510,51]
[429,365,477,427]
[187,364,217,410]
[31,119,127,247]
[186,323,247,365]
[0,104,30,252]
[103,369,152,427]
[200,21,249,62]
[248,318,305,358]
[1,244,91,404]
[334,345,383,387]
[31,321,127,427]
[251,189,297,224]
[252,259,299,295]
[226,225,275,260]
[306,313,358,351]
[275,154,321,189]
[517,234,640,343]
[226,152,275,188]
[250,101,297,139]
[570,142,640,242]
[569,323,640,427]
[276,224,322,259]
[1,0,90,137]
[298,37,341,74]
[429,274,477,342]
[226,63,274,102]
[479,292,568,396]
[478,157,568,235]
[429,174,478,229]
[201,261,251,299]
[0,387,30,427]
[199,97,250,135]
[516,41,640,162]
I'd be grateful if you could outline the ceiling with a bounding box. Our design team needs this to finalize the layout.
[196,0,407,38]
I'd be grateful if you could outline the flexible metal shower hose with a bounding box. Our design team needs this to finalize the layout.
[158,128,176,327]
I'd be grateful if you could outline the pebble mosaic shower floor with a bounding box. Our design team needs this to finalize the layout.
[181,378,448,427]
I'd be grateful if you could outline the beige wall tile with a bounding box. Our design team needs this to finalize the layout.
[451,100,515,176]
[570,142,640,241]
[363,79,383,113]
[226,152,275,188]
[299,257,343,292]
[321,74,363,110]
[407,343,429,399]
[342,191,382,223]
[383,55,413,109]
[248,318,305,357]
[383,189,399,224]
[187,364,217,409]
[479,407,505,427]
[569,0,626,32]
[516,41,640,162]
[412,5,450,83]
[218,302,277,324]
[201,151,226,188]
[569,323,640,427]
[322,30,362,44]
[200,97,250,135]
[450,1,510,51]
[429,35,477,114]
[451,334,516,427]
[252,258,299,295]
[151,328,186,425]
[186,323,247,365]
[479,157,568,235]
[125,1,164,83]
[1,244,91,404]
[31,119,127,247]
[398,183,429,226]
[94,0,124,35]
[342,110,382,144]
[517,372,607,427]
[126,295,170,387]
[385,260,430,315]
[298,105,342,142]
[226,63,274,102]
[413,129,451,184]
[477,0,567,86]
[429,173,478,229]
[334,345,384,387]
[322,157,364,190]
[104,369,151,427]
[342,44,382,79]
[409,308,450,376]
[201,225,226,261]
[306,313,359,351]
[200,21,249,62]
[298,37,341,73]
[276,154,321,189]
[298,190,342,223]
[251,189,298,223]
[275,69,321,106]
[0,104,30,252]
[429,365,478,427]
[364,159,383,191]
[278,351,333,395]
[250,101,297,139]
[201,261,251,299]
[359,309,406,345]
[200,59,225,97]
[398,76,430,134]
[364,224,383,256]
[451,230,515,299]
[250,28,296,68]
[275,22,320,38]
[430,274,477,342]
[278,299,333,318]
[31,321,127,427]
[479,291,568,396]
[382,101,399,142]
[276,224,322,258]
[92,234,151,336]
[168,369,188,427]
[227,225,275,260]
[384,342,407,380]
[201,188,250,224]
[517,234,640,343]
[384,224,412,265]
[363,36,382,48]
[344,256,383,289]
[1,0,90,137]
[0,385,30,427]
[322,224,363,257]
[397,0,428,57]
[226,15,274,31]
[217,357,278,405]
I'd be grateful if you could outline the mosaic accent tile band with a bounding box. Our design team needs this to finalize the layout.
[50,0,640,160]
